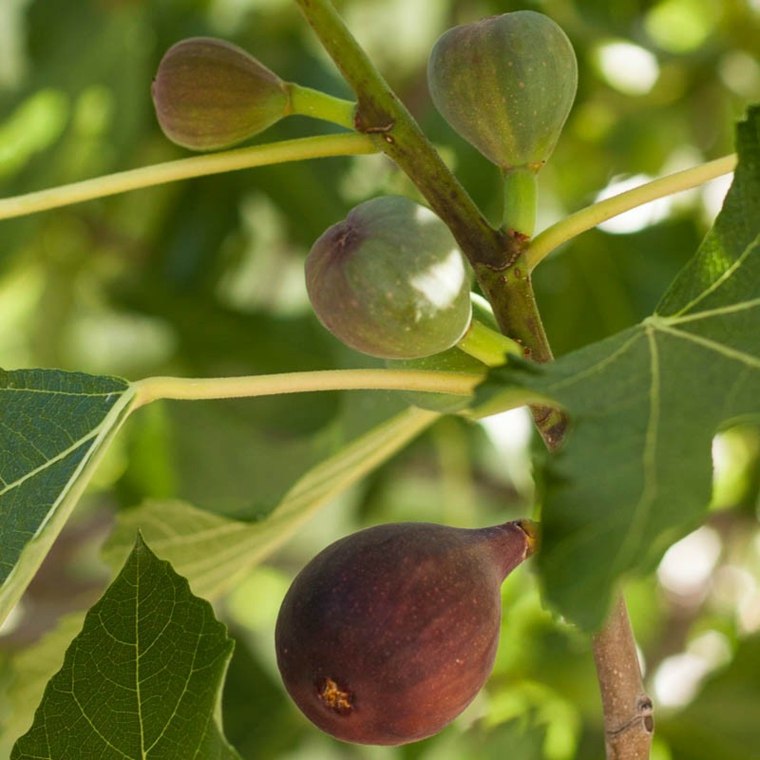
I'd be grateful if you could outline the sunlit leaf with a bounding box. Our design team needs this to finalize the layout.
[12,535,241,760]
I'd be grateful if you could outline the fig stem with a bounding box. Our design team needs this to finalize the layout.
[592,595,654,759]
[293,0,509,271]
[502,167,538,238]
[0,133,376,221]
[132,367,494,408]
[457,318,523,367]
[526,153,738,270]
[293,0,565,451]
[286,83,357,129]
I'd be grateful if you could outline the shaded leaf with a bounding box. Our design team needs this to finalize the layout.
[0,369,135,626]
[477,106,760,628]
[12,534,240,760]
[102,406,439,598]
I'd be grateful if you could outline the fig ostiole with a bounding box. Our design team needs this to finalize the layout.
[428,11,578,172]
[305,195,473,360]
[275,520,536,745]
[152,37,290,151]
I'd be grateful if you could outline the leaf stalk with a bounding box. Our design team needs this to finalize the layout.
[527,154,737,270]
[0,133,376,221]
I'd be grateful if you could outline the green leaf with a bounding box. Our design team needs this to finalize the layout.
[11,534,241,760]
[477,106,760,629]
[102,406,439,599]
[0,369,135,626]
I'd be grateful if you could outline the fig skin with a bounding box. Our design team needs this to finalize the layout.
[385,295,500,412]
[152,37,289,151]
[428,11,577,171]
[275,520,536,745]
[305,195,472,360]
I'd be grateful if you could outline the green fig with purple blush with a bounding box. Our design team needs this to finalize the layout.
[305,195,472,360]
[428,11,578,172]
[152,37,289,151]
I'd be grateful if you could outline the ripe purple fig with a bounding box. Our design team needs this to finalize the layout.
[428,11,577,171]
[275,519,536,745]
[305,195,472,360]
[152,37,289,151]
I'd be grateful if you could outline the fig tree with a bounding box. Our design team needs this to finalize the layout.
[305,195,472,360]
[428,11,577,172]
[275,519,536,745]
[152,37,289,151]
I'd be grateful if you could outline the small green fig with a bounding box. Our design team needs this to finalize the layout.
[428,11,578,171]
[275,520,536,745]
[305,196,472,360]
[152,37,289,151]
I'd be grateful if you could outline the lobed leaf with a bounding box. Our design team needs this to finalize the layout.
[477,106,760,629]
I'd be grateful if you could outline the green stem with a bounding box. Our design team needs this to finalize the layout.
[287,83,357,129]
[457,318,523,367]
[526,153,737,270]
[294,0,510,270]
[132,367,485,408]
[476,257,568,449]
[0,133,376,221]
[503,167,538,238]
[294,0,563,450]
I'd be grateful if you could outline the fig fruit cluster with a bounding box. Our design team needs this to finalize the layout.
[152,37,290,151]
[428,11,577,172]
[305,195,472,360]
[275,520,536,745]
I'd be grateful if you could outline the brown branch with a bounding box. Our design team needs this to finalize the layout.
[592,595,654,759]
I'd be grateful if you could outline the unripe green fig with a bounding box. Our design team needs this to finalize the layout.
[428,11,577,171]
[275,520,536,745]
[305,196,472,360]
[152,37,289,151]
[386,296,500,413]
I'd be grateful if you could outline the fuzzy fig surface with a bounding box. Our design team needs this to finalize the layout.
[428,11,577,171]
[152,37,289,151]
[305,196,472,360]
[275,520,536,745]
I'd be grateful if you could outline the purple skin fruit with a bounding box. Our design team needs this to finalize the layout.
[275,520,536,745]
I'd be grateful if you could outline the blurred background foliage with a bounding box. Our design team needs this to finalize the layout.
[0,0,759,758]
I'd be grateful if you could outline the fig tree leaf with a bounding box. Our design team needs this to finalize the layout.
[477,106,760,629]
[0,369,135,626]
[11,534,241,760]
[102,407,439,599]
